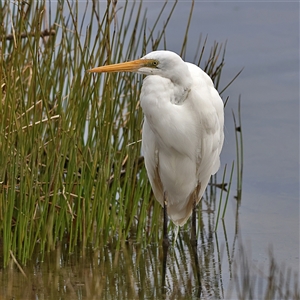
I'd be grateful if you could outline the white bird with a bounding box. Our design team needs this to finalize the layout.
[88,50,224,243]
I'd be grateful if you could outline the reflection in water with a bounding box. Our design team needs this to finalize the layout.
[0,238,227,299]
[1,189,298,299]
[0,199,238,299]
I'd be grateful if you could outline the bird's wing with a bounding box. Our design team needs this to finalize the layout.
[186,62,224,176]
[141,75,200,213]
[140,65,224,226]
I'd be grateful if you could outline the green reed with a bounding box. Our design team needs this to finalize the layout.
[0,0,240,266]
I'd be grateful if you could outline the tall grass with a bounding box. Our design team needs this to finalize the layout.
[0,0,238,266]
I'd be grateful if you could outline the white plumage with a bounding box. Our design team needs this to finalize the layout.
[89,50,224,227]
[139,51,224,225]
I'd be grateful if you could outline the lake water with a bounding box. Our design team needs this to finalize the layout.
[193,1,299,273]
[144,0,299,276]
[1,1,299,299]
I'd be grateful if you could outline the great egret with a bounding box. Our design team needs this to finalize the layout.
[88,50,224,245]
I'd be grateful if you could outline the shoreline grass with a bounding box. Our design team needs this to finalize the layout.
[1,0,239,266]
[1,1,299,299]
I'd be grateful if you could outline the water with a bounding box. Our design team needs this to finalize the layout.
[146,0,299,277]
[1,2,299,299]
[170,0,300,271]
[0,240,213,299]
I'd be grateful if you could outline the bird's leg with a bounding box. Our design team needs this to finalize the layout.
[190,194,202,297]
[191,196,197,247]
[191,230,202,297]
[163,193,169,247]
[162,192,169,293]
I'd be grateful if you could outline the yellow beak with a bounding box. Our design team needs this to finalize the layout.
[88,59,150,73]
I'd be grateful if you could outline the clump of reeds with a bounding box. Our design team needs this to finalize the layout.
[0,0,239,266]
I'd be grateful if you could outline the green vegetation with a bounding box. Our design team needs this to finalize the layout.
[0,0,237,267]
[1,1,299,299]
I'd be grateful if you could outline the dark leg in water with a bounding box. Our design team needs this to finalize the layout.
[163,197,169,248]
[191,198,197,246]
[162,194,169,294]
[191,199,202,297]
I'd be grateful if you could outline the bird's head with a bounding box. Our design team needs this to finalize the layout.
[88,50,190,83]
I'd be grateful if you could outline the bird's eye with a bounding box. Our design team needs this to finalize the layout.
[152,60,158,67]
